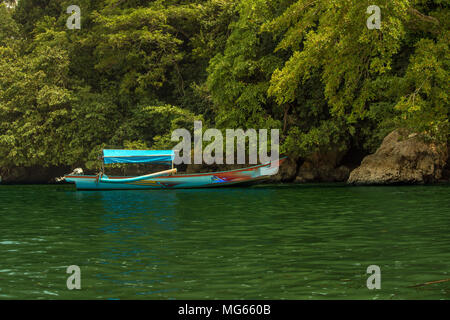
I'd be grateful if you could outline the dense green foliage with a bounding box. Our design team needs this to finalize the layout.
[0,0,448,169]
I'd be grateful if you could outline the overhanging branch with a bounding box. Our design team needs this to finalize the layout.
[408,8,440,26]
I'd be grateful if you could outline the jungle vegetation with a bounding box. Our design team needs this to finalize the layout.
[0,0,448,170]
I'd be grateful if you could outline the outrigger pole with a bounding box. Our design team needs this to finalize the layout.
[98,154,105,174]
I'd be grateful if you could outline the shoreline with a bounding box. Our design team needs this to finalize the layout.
[2,180,449,187]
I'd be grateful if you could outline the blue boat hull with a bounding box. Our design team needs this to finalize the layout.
[64,160,283,190]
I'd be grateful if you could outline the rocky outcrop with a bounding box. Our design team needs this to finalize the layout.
[348,129,448,185]
[295,150,351,182]
[0,166,71,184]
[268,156,298,182]
[443,145,450,181]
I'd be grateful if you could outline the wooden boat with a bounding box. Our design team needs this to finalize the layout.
[64,149,285,190]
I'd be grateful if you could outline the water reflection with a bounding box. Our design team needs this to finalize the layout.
[90,188,278,298]
[90,190,179,298]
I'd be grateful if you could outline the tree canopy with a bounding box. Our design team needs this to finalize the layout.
[0,0,448,169]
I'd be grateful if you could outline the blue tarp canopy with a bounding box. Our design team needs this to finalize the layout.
[103,149,175,165]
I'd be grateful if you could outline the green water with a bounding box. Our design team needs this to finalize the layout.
[0,184,448,300]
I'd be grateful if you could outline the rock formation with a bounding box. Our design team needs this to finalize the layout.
[348,129,448,184]
[268,156,298,182]
[295,150,351,182]
[0,166,71,184]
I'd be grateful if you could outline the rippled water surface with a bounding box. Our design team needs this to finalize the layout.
[0,184,449,299]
